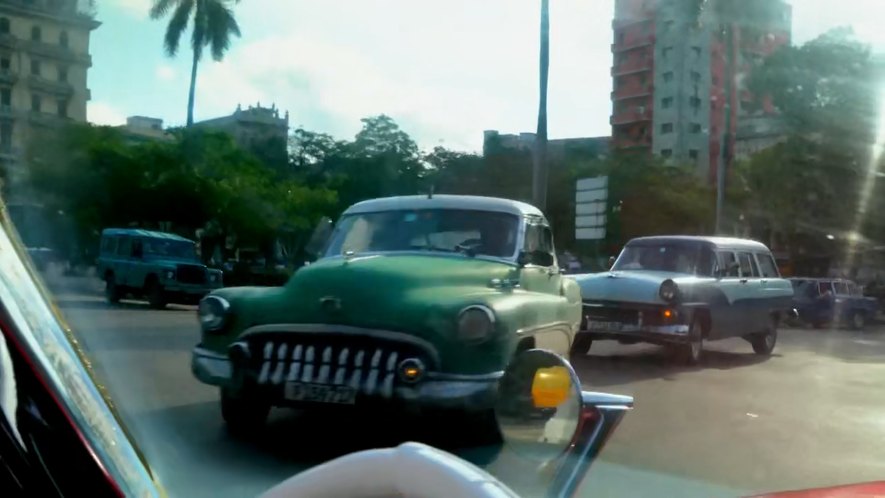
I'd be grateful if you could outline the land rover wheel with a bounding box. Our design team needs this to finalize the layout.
[752,316,778,355]
[675,319,703,365]
[220,388,269,436]
[850,311,866,330]
[104,274,121,304]
[145,279,166,309]
[570,333,593,356]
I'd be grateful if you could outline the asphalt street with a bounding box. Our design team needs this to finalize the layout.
[47,282,885,498]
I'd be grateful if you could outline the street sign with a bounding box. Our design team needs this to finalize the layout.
[575,176,608,240]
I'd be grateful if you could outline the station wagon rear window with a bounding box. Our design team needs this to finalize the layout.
[324,209,519,258]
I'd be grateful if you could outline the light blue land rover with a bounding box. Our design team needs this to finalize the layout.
[572,236,794,364]
[96,228,223,308]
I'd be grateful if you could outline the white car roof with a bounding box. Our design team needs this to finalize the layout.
[343,195,544,218]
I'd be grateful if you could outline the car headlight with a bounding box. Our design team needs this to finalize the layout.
[164,269,175,280]
[208,273,218,283]
[199,296,230,332]
[457,305,495,342]
[659,279,679,302]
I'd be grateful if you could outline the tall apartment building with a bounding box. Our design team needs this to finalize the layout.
[610,0,791,181]
[0,0,98,191]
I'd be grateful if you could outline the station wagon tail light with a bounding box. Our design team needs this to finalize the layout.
[457,305,495,342]
[659,280,679,302]
[199,296,230,332]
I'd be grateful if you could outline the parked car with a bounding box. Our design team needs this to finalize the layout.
[572,236,794,364]
[191,195,583,433]
[96,228,223,308]
[789,277,878,329]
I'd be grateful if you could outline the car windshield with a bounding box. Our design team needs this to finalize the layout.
[143,239,197,260]
[323,209,519,259]
[612,243,714,275]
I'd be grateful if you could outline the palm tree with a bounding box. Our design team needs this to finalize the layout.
[531,0,550,211]
[150,0,242,126]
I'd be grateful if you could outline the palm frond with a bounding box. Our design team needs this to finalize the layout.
[205,0,241,61]
[150,0,179,20]
[190,0,209,58]
[163,0,194,56]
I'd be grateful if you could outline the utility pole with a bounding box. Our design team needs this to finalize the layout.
[715,24,734,234]
[532,0,550,211]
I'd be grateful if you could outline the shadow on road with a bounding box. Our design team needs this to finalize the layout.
[780,326,885,364]
[571,346,775,388]
[55,297,194,312]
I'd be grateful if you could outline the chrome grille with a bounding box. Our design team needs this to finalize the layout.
[582,304,640,325]
[245,335,432,399]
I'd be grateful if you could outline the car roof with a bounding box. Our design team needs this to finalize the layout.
[101,228,194,242]
[342,195,544,218]
[626,235,770,251]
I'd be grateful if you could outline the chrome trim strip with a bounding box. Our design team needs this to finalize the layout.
[240,324,442,367]
[516,320,574,336]
[192,347,228,360]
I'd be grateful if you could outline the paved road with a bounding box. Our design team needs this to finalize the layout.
[51,289,885,498]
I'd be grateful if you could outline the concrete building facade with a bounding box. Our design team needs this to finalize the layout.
[194,103,289,166]
[610,0,791,180]
[483,130,609,160]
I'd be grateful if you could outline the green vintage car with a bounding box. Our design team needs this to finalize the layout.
[191,195,582,431]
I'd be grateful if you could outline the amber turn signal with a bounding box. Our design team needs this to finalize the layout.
[531,366,572,409]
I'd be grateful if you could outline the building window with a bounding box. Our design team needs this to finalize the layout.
[58,66,67,82]
[59,31,68,48]
[30,59,40,76]
[31,26,41,42]
[689,149,699,160]
[692,46,701,57]
[691,71,701,83]
[663,71,673,83]
[690,123,702,133]
[661,149,673,158]
[0,122,11,152]
[617,31,624,44]
[690,96,701,108]
[31,94,40,112]
[661,123,673,134]
[662,97,673,109]
[56,98,67,117]
[1,88,10,107]
[0,57,9,71]
[0,18,9,35]
[662,46,673,59]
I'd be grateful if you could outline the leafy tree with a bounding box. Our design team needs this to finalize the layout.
[150,0,242,126]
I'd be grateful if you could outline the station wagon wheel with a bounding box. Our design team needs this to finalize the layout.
[751,316,778,355]
[104,274,121,304]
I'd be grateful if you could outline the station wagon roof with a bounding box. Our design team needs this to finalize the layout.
[627,235,770,251]
[101,228,194,243]
[343,195,544,217]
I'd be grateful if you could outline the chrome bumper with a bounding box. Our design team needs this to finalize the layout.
[191,347,500,412]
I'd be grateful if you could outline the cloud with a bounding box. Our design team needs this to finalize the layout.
[107,0,152,19]
[88,101,126,126]
[155,64,176,82]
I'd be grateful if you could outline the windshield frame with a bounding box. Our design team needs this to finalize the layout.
[321,208,526,264]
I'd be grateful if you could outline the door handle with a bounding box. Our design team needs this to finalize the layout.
[740,279,748,283]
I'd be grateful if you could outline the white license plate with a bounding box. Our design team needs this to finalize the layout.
[284,382,357,404]
[588,320,623,332]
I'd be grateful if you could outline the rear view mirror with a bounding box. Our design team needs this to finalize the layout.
[304,217,333,259]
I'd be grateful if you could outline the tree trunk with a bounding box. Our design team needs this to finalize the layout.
[531,0,550,211]
[186,48,199,127]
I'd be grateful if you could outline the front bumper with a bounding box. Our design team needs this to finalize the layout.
[191,347,500,413]
[580,326,689,346]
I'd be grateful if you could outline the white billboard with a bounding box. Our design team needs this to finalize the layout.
[575,175,608,240]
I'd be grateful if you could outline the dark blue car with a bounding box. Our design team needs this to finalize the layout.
[789,278,878,329]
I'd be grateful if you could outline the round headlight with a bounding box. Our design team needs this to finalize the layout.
[199,296,230,332]
[208,273,218,283]
[457,305,495,342]
[659,279,679,302]
[164,269,175,280]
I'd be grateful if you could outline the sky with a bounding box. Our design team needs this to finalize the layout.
[89,0,885,152]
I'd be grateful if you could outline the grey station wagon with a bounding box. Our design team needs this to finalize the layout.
[96,228,223,308]
[572,236,794,364]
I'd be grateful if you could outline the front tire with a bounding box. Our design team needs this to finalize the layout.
[751,316,778,355]
[105,274,121,304]
[570,334,593,356]
[850,311,866,330]
[221,388,270,436]
[145,280,166,309]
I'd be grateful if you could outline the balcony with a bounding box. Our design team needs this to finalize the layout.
[612,137,652,149]
[610,108,652,126]
[0,34,16,49]
[0,69,17,84]
[0,105,15,119]
[27,75,73,96]
[611,58,652,76]
[612,34,655,53]
[26,40,91,66]
[29,110,71,128]
[611,84,653,100]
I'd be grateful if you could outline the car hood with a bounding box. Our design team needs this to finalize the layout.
[751,481,885,497]
[572,270,698,304]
